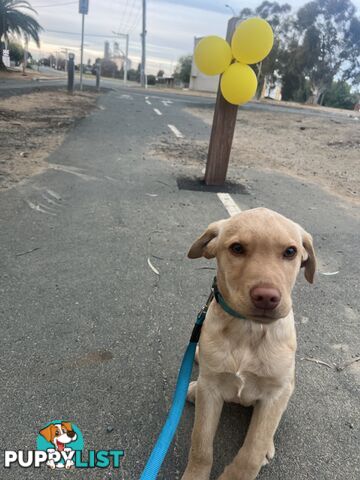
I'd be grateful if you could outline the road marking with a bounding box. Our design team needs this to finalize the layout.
[119,94,133,100]
[168,124,183,138]
[217,193,241,217]
[46,189,61,201]
[25,200,56,216]
[153,108,162,116]
[145,99,151,105]
[50,164,98,181]
[161,100,173,106]
[41,193,62,206]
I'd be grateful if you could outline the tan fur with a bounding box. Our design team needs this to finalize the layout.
[181,208,316,480]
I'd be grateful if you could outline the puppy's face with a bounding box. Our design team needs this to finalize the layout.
[188,208,316,323]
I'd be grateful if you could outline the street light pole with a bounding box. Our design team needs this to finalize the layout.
[79,12,85,90]
[125,33,129,85]
[141,0,146,88]
[225,4,236,16]
[79,0,89,90]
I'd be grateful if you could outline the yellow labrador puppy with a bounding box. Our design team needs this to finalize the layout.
[181,208,316,480]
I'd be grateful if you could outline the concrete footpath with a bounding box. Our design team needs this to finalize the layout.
[0,87,359,479]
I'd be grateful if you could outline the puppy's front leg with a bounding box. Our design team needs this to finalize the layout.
[218,383,293,480]
[181,377,223,480]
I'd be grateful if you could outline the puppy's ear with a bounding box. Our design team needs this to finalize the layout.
[39,424,55,443]
[301,229,316,283]
[61,422,72,432]
[188,220,224,259]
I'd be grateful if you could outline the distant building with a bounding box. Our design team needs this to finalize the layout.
[104,41,110,60]
[261,75,282,101]
[189,37,219,93]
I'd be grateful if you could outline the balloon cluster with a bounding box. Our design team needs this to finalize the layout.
[194,18,274,105]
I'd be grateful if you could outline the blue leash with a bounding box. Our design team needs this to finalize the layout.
[139,287,214,480]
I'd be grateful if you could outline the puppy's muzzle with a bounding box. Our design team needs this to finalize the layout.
[250,286,281,310]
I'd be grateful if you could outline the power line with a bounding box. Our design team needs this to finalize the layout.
[127,7,142,33]
[44,28,118,38]
[117,0,141,34]
[117,0,130,32]
[33,1,77,8]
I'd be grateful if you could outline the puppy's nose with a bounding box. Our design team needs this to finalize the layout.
[67,431,76,438]
[250,286,281,310]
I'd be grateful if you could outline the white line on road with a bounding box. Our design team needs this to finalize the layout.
[217,193,241,217]
[50,164,98,181]
[41,194,62,206]
[145,99,151,105]
[46,189,61,201]
[153,108,162,116]
[168,124,183,138]
[161,100,173,106]
[25,200,56,216]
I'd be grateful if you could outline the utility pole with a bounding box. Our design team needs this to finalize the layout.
[141,0,146,88]
[79,0,89,91]
[79,13,85,90]
[112,31,129,85]
[124,33,129,85]
[204,16,239,186]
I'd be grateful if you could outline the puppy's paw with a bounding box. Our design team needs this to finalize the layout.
[181,465,211,480]
[186,381,197,404]
[261,441,275,467]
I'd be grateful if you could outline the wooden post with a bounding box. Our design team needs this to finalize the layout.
[204,17,239,186]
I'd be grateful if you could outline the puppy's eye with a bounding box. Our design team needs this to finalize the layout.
[230,243,245,255]
[55,430,60,436]
[283,246,297,258]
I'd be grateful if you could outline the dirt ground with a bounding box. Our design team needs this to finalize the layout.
[0,68,62,82]
[0,89,98,190]
[155,106,360,203]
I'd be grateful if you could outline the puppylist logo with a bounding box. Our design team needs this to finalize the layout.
[4,420,124,470]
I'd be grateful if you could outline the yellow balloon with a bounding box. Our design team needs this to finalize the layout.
[220,62,257,105]
[194,36,232,75]
[231,17,274,64]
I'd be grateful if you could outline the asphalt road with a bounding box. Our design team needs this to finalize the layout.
[1,71,357,120]
[0,86,359,479]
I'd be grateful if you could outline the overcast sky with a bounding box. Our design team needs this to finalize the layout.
[28,0,360,74]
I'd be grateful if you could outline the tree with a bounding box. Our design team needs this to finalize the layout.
[8,40,23,63]
[157,69,164,78]
[0,0,43,69]
[174,55,192,85]
[295,0,360,103]
[136,63,141,82]
[238,2,293,97]
[100,58,117,78]
[147,74,156,85]
[322,80,359,109]
[127,68,138,81]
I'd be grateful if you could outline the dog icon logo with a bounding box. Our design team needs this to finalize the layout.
[37,421,84,470]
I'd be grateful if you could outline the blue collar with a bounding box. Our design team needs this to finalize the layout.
[212,277,247,320]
